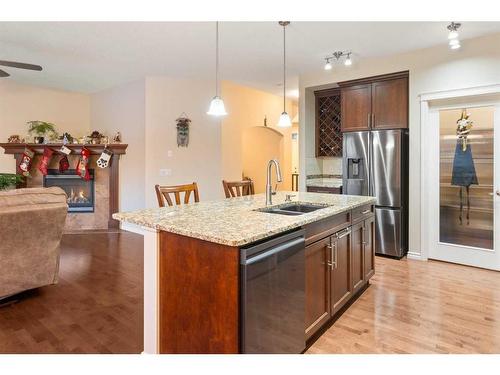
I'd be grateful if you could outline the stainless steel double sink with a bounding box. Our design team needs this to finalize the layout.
[256,202,331,216]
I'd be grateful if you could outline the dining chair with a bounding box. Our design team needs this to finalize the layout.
[222,178,255,198]
[155,182,200,207]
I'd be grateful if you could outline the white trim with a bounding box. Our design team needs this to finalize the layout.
[406,251,424,261]
[120,221,147,235]
[420,84,500,102]
[420,83,500,270]
[143,227,160,354]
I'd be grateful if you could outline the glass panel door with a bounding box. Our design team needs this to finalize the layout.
[439,106,494,250]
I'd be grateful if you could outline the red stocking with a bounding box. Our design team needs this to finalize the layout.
[18,147,35,177]
[59,155,70,173]
[38,147,54,176]
[76,147,91,180]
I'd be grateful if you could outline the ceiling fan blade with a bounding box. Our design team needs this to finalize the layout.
[0,69,10,77]
[0,60,42,71]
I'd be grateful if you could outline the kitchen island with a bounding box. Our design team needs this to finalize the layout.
[114,191,376,354]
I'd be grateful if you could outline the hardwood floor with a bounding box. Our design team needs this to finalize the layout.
[0,232,143,354]
[2,233,500,354]
[308,256,500,354]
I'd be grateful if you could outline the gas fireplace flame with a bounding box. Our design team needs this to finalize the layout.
[68,188,90,204]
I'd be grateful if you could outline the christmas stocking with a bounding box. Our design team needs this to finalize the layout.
[59,155,70,173]
[96,148,113,168]
[76,147,91,181]
[18,147,35,177]
[58,145,72,173]
[38,147,54,176]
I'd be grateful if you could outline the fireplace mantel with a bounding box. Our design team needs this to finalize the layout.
[0,143,128,229]
[0,143,127,155]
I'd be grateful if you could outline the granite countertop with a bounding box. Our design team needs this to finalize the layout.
[113,191,375,247]
[306,178,343,188]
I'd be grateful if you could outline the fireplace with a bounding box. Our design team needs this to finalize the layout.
[44,169,95,213]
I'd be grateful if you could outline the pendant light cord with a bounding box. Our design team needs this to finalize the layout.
[215,21,219,97]
[282,22,286,113]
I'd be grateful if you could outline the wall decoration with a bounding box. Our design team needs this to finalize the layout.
[176,113,191,147]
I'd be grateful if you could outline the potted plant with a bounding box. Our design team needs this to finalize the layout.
[0,173,22,191]
[27,121,58,144]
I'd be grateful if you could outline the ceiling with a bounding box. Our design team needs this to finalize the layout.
[1,22,500,96]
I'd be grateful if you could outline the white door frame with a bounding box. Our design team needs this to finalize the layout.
[420,84,500,268]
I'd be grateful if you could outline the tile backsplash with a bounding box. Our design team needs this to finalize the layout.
[322,157,342,176]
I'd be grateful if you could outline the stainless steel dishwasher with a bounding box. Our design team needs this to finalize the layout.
[240,229,305,354]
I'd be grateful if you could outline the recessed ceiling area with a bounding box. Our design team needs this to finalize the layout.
[1,21,500,95]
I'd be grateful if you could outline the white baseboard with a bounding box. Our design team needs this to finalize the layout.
[120,222,146,235]
[407,251,425,261]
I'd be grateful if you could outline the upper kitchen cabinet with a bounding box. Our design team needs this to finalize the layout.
[371,77,408,129]
[314,88,343,157]
[340,71,409,132]
[340,84,372,132]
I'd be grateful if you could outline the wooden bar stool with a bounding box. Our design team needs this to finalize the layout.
[222,179,255,198]
[155,182,200,207]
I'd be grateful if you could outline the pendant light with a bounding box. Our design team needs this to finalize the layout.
[207,22,227,116]
[277,21,292,128]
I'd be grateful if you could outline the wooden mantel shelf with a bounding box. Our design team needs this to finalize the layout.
[0,143,128,155]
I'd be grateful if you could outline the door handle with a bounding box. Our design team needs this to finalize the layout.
[367,113,371,128]
[336,228,351,239]
[497,190,500,196]
[327,242,337,270]
[371,113,375,127]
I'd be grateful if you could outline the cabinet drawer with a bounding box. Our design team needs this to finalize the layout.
[304,212,350,246]
[351,204,374,223]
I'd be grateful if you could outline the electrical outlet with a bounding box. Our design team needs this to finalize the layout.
[167,150,173,157]
[159,169,172,177]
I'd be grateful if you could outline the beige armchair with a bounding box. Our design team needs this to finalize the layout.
[0,187,68,299]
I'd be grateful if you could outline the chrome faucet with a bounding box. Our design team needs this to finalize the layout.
[266,159,283,205]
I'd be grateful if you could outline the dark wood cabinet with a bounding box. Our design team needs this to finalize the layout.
[305,237,331,339]
[340,71,408,132]
[340,84,372,132]
[363,215,375,280]
[331,228,352,314]
[315,88,343,157]
[372,77,408,130]
[306,186,342,194]
[350,222,365,293]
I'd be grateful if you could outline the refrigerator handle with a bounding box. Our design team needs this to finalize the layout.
[367,132,371,196]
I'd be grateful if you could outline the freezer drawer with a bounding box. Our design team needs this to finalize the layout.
[375,207,403,257]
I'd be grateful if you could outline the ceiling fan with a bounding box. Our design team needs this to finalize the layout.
[0,60,43,78]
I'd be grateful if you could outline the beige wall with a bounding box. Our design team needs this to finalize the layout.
[145,76,223,207]
[299,32,500,258]
[242,126,284,193]
[0,80,90,173]
[221,81,297,191]
[90,80,146,212]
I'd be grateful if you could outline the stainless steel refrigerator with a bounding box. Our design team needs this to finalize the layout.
[342,130,409,258]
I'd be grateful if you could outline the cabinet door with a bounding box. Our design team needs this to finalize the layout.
[331,230,352,314]
[364,216,376,280]
[371,77,408,129]
[351,222,364,293]
[341,84,371,132]
[305,237,331,338]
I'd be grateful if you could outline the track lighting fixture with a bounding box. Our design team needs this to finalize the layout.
[323,51,352,70]
[447,22,461,50]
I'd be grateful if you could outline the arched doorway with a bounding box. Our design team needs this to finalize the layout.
[242,126,285,193]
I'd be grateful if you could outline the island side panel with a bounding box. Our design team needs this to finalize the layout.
[159,231,240,354]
